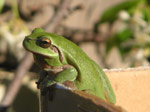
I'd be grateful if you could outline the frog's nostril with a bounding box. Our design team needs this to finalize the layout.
[26,37,36,41]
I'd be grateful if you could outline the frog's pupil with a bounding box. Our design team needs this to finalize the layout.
[42,40,49,44]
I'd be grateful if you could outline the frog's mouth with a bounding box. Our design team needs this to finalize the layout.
[32,51,52,59]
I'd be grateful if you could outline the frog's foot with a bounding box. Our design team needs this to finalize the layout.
[36,81,41,89]
[36,70,56,89]
[36,70,48,89]
[39,75,57,92]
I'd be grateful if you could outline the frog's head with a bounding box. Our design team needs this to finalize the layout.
[23,28,58,58]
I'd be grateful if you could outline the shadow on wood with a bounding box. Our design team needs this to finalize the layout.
[40,84,125,112]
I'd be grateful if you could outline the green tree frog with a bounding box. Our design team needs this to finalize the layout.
[23,28,116,104]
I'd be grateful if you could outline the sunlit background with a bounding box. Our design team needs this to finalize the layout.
[0,0,149,112]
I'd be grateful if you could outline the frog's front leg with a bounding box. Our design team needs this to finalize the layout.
[42,65,78,89]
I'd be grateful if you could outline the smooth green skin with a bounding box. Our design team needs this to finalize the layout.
[23,28,116,104]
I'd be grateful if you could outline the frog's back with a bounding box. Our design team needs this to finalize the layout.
[50,33,116,103]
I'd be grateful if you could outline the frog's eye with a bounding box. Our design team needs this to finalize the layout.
[37,37,51,48]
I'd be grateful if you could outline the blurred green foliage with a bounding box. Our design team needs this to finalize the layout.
[99,0,140,23]
[0,0,29,70]
[0,0,5,13]
[106,28,134,56]
[97,0,150,66]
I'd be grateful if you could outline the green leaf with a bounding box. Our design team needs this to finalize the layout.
[146,0,150,6]
[106,28,134,54]
[0,0,5,13]
[116,28,133,42]
[142,7,150,21]
[99,0,140,23]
